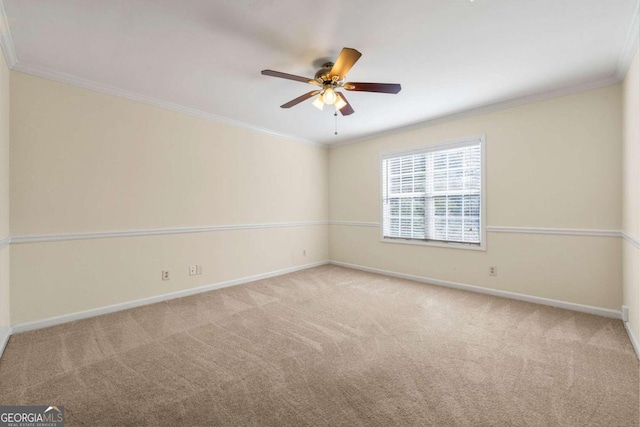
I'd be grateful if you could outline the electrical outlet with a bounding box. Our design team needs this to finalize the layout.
[162,270,170,281]
[189,266,197,276]
[489,266,497,276]
[196,265,202,275]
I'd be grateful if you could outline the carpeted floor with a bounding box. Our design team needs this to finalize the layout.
[0,265,638,426]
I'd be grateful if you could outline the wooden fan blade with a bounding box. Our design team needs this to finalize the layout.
[344,82,401,94]
[261,69,316,84]
[337,92,354,116]
[329,48,362,79]
[280,90,321,108]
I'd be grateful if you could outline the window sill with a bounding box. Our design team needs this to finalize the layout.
[380,237,486,251]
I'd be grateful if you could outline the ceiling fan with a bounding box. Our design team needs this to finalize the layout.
[261,47,401,116]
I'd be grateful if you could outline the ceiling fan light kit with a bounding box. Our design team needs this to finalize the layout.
[334,95,347,111]
[322,87,337,105]
[312,95,325,111]
[261,47,402,117]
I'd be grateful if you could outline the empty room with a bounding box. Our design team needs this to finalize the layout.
[0,0,639,426]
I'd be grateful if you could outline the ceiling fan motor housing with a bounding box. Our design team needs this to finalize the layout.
[315,62,335,82]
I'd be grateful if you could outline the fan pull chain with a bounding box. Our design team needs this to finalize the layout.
[334,111,338,136]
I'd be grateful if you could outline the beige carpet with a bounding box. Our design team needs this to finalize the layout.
[0,265,638,426]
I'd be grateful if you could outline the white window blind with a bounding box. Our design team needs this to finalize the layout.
[382,138,483,246]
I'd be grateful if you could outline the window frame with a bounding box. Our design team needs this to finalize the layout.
[379,135,486,251]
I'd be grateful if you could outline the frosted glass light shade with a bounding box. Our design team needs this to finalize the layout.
[312,95,324,110]
[322,87,337,105]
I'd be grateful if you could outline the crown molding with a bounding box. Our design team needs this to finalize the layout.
[11,61,326,148]
[3,0,636,148]
[329,75,620,148]
[328,1,639,149]
[615,0,640,80]
[0,0,16,68]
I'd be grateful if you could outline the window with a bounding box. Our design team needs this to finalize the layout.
[381,136,485,250]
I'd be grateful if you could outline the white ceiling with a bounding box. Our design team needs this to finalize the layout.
[2,0,639,145]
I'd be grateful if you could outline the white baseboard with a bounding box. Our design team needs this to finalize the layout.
[0,325,11,360]
[5,258,627,347]
[11,260,329,334]
[330,261,622,319]
[624,322,640,360]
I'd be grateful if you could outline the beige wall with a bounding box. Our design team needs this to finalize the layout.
[10,72,328,325]
[623,47,640,347]
[4,64,633,326]
[0,51,9,335]
[329,85,622,310]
